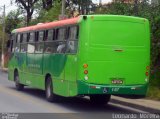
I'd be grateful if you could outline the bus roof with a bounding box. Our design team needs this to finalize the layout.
[12,15,147,34]
[12,17,80,33]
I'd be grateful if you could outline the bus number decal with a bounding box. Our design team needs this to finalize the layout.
[112,88,119,92]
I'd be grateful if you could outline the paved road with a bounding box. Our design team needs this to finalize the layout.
[0,71,154,118]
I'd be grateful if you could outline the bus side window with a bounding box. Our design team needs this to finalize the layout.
[48,29,54,41]
[35,31,44,53]
[66,26,79,54]
[44,29,54,53]
[20,33,28,53]
[56,27,67,53]
[28,32,35,42]
[12,34,16,52]
[8,34,14,52]
[27,32,35,53]
[69,26,79,40]
[15,34,21,52]
[57,28,66,41]
[44,42,54,53]
[39,31,45,41]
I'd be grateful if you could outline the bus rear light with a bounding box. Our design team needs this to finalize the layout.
[90,86,101,89]
[83,64,88,68]
[84,70,88,74]
[145,78,148,82]
[145,72,149,76]
[146,66,150,70]
[84,76,89,80]
[90,86,96,89]
[91,16,94,20]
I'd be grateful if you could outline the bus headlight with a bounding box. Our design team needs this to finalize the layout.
[145,78,148,82]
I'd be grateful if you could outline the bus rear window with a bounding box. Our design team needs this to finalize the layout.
[90,21,146,47]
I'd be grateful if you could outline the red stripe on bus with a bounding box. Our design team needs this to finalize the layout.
[16,17,80,33]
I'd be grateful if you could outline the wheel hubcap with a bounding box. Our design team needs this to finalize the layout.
[15,76,19,86]
[47,82,51,97]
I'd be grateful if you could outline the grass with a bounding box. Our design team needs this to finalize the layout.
[146,70,160,101]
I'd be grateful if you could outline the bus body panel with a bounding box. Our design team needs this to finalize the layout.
[77,15,150,96]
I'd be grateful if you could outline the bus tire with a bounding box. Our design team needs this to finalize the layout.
[90,94,111,105]
[14,71,24,91]
[45,76,59,102]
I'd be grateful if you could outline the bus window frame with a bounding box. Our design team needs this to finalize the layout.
[45,29,55,41]
[44,26,68,54]
[20,32,28,53]
[13,24,79,54]
[27,32,36,53]
[9,34,14,52]
[38,30,45,42]
[43,24,79,55]
[34,30,44,54]
[14,33,21,52]
[65,25,79,55]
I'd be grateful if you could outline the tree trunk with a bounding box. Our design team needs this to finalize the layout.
[42,0,46,9]
[134,0,138,15]
[26,10,32,26]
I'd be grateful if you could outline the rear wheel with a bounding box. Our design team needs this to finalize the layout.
[90,95,111,105]
[14,71,24,91]
[45,76,59,102]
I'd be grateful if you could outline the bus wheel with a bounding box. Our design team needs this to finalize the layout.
[90,95,111,105]
[45,77,59,102]
[14,72,24,91]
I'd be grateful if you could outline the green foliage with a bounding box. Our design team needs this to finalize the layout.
[15,0,39,25]
[5,9,23,34]
[147,71,160,100]
[30,1,61,25]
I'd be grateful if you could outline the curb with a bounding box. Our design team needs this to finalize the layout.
[111,96,160,113]
[0,68,8,73]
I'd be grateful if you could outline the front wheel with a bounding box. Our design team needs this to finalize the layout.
[14,72,24,91]
[90,95,111,105]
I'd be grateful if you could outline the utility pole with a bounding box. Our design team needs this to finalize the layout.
[61,0,66,17]
[59,0,66,20]
[1,5,5,69]
[99,0,102,6]
[99,0,102,11]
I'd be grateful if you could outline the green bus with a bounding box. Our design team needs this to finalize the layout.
[8,15,150,104]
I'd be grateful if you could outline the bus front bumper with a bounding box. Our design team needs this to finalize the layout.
[77,80,148,96]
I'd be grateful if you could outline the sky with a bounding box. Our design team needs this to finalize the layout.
[0,0,112,14]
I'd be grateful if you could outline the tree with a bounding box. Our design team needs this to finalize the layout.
[5,9,23,34]
[133,0,139,15]
[15,0,39,26]
[42,0,53,10]
[30,1,61,25]
[67,0,95,15]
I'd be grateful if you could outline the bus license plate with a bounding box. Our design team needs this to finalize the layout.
[112,80,123,84]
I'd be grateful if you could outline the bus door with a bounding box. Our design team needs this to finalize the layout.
[26,32,37,86]
[14,34,27,84]
[33,31,44,88]
[65,26,79,96]
[34,31,44,75]
[43,28,67,96]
